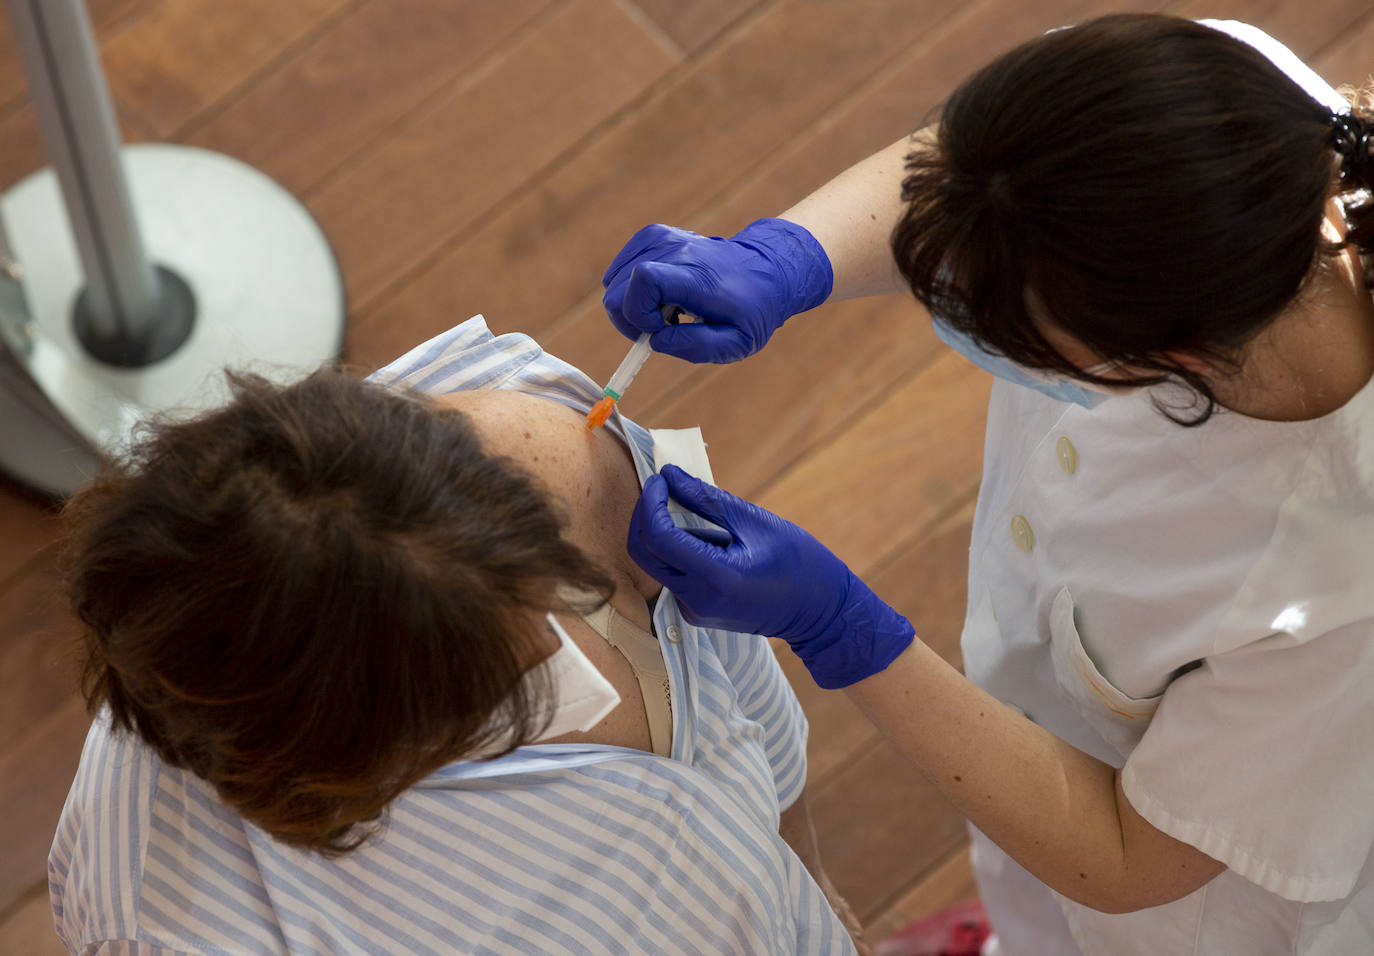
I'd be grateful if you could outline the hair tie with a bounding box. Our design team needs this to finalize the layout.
[1331,112,1372,177]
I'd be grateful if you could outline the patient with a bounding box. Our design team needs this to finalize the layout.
[49,316,863,955]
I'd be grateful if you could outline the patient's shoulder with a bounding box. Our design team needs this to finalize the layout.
[434,388,661,753]
[433,389,656,600]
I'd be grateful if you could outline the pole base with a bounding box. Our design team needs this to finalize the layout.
[0,143,346,496]
[73,264,196,367]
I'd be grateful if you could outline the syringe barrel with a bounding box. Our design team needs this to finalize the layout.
[605,333,653,397]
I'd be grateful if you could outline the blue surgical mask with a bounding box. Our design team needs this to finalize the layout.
[932,318,1116,409]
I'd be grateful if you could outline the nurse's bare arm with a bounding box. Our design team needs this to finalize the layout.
[777,132,925,302]
[848,640,1227,915]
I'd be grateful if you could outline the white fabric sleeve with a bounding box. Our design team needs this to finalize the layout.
[1121,616,1374,901]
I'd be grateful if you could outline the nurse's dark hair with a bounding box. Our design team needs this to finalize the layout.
[891,14,1374,424]
[62,369,613,854]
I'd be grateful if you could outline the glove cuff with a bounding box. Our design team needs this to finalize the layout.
[797,572,915,690]
[732,218,834,319]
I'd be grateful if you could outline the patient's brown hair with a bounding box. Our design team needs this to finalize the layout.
[63,369,613,854]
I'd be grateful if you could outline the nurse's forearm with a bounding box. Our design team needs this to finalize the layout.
[778,135,918,303]
[846,639,1225,914]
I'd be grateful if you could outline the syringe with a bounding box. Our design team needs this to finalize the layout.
[586,306,688,430]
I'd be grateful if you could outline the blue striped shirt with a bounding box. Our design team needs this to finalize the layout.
[49,316,852,955]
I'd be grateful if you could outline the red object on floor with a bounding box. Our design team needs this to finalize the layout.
[873,899,991,956]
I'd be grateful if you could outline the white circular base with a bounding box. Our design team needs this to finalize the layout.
[0,143,345,494]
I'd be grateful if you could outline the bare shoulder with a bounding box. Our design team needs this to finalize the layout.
[433,390,657,604]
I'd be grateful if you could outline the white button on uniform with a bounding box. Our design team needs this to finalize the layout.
[1010,514,1035,552]
[1056,436,1078,475]
[666,625,683,644]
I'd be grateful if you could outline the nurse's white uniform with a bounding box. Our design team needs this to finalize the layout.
[961,22,1374,954]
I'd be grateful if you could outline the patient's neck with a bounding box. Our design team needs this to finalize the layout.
[432,388,664,621]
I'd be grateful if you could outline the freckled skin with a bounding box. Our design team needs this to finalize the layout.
[435,390,657,598]
[432,390,662,753]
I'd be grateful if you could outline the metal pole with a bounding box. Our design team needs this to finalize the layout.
[0,0,344,496]
[3,0,163,346]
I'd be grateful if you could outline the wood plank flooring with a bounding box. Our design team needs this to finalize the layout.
[1,0,1370,948]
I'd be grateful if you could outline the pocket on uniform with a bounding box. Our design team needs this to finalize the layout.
[1048,586,1162,758]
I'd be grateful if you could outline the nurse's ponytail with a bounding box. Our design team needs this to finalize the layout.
[1333,88,1374,280]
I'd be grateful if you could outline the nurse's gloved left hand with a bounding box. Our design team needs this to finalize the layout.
[629,465,914,689]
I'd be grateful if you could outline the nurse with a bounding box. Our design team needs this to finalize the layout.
[603,15,1374,956]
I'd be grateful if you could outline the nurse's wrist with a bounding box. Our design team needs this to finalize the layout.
[732,217,834,318]
[789,571,915,689]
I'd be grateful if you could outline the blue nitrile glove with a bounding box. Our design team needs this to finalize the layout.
[601,218,834,365]
[628,464,914,689]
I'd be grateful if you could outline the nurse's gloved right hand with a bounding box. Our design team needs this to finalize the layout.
[601,218,833,364]
[628,465,914,689]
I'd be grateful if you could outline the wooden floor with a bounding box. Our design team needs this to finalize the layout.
[2,0,1371,950]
